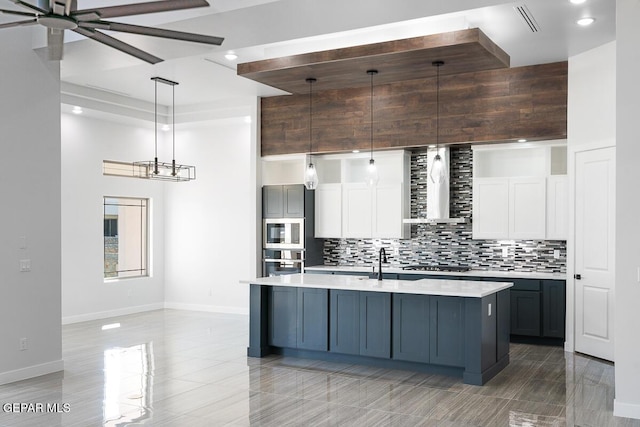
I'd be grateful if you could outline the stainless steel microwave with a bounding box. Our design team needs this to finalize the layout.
[263,218,304,249]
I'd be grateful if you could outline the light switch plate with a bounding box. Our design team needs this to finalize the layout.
[554,250,560,259]
[19,259,31,272]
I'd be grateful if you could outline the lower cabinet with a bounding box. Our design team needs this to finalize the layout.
[392,294,430,363]
[430,296,465,367]
[542,280,566,338]
[510,290,541,336]
[268,286,328,351]
[329,290,391,358]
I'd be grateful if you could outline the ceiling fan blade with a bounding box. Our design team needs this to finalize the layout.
[72,0,208,21]
[0,8,37,17]
[0,17,37,28]
[9,0,49,14]
[47,27,64,60]
[73,27,163,64]
[78,20,224,45]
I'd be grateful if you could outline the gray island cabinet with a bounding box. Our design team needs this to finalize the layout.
[243,273,512,385]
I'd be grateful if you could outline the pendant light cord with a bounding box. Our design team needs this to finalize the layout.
[309,79,313,158]
[432,61,444,152]
[367,70,378,161]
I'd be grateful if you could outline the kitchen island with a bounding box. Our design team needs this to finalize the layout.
[242,273,512,385]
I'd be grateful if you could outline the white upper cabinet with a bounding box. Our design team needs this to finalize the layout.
[508,177,547,239]
[314,150,410,239]
[315,183,342,238]
[472,178,509,239]
[472,141,567,240]
[546,175,568,240]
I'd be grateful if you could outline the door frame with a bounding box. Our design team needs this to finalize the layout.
[566,139,616,355]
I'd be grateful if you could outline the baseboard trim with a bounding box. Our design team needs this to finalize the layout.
[62,303,164,325]
[0,360,64,386]
[164,302,249,316]
[614,400,640,420]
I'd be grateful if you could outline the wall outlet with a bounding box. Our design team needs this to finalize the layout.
[393,247,399,256]
[19,259,31,272]
[346,247,351,255]
[501,247,508,258]
[554,250,560,259]
[19,338,27,351]
[19,236,27,249]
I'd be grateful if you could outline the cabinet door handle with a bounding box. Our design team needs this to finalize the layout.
[574,274,582,280]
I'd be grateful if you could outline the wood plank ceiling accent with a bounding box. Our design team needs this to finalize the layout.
[260,61,568,156]
[237,28,510,93]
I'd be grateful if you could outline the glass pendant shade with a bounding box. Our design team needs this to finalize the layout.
[366,158,379,187]
[430,153,446,184]
[304,162,319,190]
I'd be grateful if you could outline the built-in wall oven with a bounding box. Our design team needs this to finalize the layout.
[263,249,304,277]
[263,218,304,249]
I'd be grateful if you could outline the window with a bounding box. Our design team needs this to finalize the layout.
[104,197,149,279]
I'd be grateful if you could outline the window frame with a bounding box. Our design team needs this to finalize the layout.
[103,196,150,281]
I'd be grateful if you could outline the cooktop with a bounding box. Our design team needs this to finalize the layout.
[401,265,471,273]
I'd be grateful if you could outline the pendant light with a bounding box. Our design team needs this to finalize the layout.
[134,77,196,182]
[430,61,446,184]
[304,77,319,190]
[365,69,379,187]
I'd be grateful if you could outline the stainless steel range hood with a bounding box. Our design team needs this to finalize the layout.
[403,147,467,224]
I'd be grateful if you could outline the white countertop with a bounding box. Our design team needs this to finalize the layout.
[304,265,566,281]
[240,273,512,298]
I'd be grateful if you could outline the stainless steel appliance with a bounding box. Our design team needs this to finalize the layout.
[263,218,304,249]
[263,249,304,277]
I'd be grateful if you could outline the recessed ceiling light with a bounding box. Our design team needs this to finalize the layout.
[244,116,252,124]
[101,323,120,330]
[161,124,170,131]
[569,0,586,4]
[352,150,360,153]
[224,52,238,61]
[576,17,595,26]
[72,106,83,114]
[518,139,527,142]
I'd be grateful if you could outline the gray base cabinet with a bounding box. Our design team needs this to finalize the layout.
[510,290,541,336]
[542,280,566,338]
[430,296,465,367]
[329,290,391,358]
[268,286,328,351]
[392,294,430,363]
[359,292,391,358]
[329,290,360,355]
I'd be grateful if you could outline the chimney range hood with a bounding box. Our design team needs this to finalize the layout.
[403,147,467,225]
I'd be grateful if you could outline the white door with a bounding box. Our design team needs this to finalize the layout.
[575,147,615,361]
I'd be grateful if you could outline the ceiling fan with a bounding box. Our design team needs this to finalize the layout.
[0,0,224,63]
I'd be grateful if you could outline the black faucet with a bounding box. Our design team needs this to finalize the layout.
[378,247,388,281]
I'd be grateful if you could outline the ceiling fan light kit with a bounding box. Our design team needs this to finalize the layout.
[134,77,196,182]
[0,0,224,63]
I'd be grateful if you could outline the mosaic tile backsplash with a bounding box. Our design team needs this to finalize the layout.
[323,147,567,273]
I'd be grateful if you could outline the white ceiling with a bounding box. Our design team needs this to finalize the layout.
[5,0,615,111]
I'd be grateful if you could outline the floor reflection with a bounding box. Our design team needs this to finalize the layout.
[103,343,154,426]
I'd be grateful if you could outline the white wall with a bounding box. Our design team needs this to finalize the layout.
[0,29,63,384]
[61,114,165,323]
[614,0,640,419]
[568,42,616,149]
[164,120,255,314]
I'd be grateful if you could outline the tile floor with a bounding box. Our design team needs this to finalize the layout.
[0,309,638,426]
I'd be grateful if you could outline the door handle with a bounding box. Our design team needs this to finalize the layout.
[574,274,582,280]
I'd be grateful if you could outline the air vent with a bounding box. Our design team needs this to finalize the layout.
[514,5,541,33]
